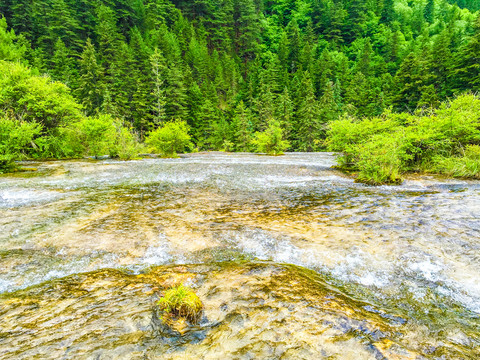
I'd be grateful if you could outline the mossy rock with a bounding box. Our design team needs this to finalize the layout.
[157,284,203,324]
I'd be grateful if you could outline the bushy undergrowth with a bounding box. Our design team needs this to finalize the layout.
[145,120,192,157]
[0,61,142,171]
[68,115,142,159]
[429,145,480,179]
[0,115,42,172]
[252,120,290,155]
[327,94,480,184]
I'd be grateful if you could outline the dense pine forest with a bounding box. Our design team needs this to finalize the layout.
[1,0,480,182]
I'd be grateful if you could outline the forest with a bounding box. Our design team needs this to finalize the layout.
[0,0,480,182]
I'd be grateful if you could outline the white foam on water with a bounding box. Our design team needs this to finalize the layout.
[407,258,443,282]
[0,279,14,293]
[0,189,66,208]
[330,252,392,288]
[142,242,175,265]
[140,234,187,266]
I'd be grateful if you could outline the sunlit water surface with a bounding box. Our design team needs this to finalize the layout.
[0,153,479,359]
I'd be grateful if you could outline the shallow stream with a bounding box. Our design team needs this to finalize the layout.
[0,153,479,359]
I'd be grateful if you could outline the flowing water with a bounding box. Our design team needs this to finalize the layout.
[0,153,479,359]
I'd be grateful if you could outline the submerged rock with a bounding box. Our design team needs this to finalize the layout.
[2,261,474,360]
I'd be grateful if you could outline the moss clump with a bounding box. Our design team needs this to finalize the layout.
[157,284,203,323]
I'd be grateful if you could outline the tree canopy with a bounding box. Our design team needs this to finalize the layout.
[0,0,479,151]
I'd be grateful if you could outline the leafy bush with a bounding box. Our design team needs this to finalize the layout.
[157,284,203,323]
[326,94,480,184]
[429,145,480,179]
[0,61,143,163]
[326,113,402,168]
[145,120,192,157]
[72,115,118,158]
[114,126,144,160]
[251,120,290,155]
[0,17,26,62]
[66,115,142,159]
[0,115,42,172]
[355,133,411,185]
[0,61,82,129]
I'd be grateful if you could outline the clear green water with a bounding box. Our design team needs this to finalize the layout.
[0,153,479,359]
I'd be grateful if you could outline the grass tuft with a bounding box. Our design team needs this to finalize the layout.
[157,284,203,323]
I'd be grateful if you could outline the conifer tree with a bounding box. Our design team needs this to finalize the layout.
[347,0,368,40]
[346,72,384,117]
[50,38,75,86]
[232,100,253,151]
[150,48,167,126]
[275,87,294,141]
[77,38,103,116]
[233,0,260,63]
[430,28,453,97]
[355,38,373,77]
[210,0,234,51]
[393,53,433,111]
[277,31,290,72]
[424,0,435,23]
[454,14,480,92]
[381,0,395,23]
[287,18,301,73]
[110,41,135,121]
[313,48,334,95]
[319,80,339,125]
[48,0,82,51]
[96,5,124,92]
[294,73,321,151]
[165,63,188,120]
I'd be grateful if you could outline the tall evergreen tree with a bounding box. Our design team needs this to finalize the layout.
[454,14,480,92]
[77,38,103,116]
[50,38,75,86]
[424,0,435,23]
[232,100,253,151]
[233,0,260,64]
[294,73,321,151]
[165,63,188,120]
[381,0,395,23]
[393,53,433,111]
[275,86,294,140]
[150,48,167,126]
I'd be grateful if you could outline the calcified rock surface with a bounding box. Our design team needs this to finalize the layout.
[0,262,444,359]
[0,153,479,359]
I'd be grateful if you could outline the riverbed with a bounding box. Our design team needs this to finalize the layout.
[0,153,479,359]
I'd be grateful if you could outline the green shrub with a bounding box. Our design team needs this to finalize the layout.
[430,145,480,179]
[66,115,142,159]
[251,120,290,155]
[326,113,402,168]
[0,62,142,163]
[0,17,26,62]
[326,94,480,184]
[0,154,16,173]
[466,144,480,159]
[0,61,82,129]
[354,133,411,185]
[72,115,117,158]
[145,120,192,157]
[430,156,480,179]
[114,126,144,160]
[157,284,203,323]
[0,115,42,172]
